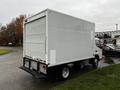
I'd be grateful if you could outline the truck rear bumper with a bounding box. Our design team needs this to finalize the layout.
[19,66,46,79]
[20,57,48,78]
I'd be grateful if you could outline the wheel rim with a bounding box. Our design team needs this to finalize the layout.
[62,67,69,79]
[95,59,98,66]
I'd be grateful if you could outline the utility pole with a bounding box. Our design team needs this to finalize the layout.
[116,24,118,31]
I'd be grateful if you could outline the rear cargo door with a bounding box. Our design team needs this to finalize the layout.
[24,17,46,61]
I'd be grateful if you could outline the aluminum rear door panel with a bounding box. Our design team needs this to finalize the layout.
[24,17,46,61]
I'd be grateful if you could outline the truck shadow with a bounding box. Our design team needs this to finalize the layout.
[25,65,95,90]
[70,65,94,79]
[21,66,93,90]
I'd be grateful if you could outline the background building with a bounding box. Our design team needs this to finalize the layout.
[95,30,120,46]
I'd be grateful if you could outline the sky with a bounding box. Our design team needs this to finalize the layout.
[0,0,120,32]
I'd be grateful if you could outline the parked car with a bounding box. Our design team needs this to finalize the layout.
[103,44,120,57]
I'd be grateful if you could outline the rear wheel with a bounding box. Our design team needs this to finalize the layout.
[92,58,99,68]
[60,66,70,80]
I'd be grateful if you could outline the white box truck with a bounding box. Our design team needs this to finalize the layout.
[20,9,102,79]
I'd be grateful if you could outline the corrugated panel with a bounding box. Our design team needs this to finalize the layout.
[25,17,46,61]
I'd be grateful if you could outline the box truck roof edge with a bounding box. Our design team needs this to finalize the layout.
[25,8,95,25]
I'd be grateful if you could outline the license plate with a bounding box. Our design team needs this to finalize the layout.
[31,61,37,70]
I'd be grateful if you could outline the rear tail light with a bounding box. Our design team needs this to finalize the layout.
[39,64,47,74]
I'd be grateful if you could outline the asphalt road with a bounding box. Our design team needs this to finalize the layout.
[0,47,63,90]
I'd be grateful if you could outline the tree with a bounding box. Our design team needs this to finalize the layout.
[0,15,25,46]
[0,26,8,45]
[15,15,25,45]
[6,19,16,45]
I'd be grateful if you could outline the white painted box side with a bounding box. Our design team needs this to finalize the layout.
[47,10,95,66]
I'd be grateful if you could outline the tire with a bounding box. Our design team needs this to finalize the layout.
[92,58,99,69]
[60,66,70,80]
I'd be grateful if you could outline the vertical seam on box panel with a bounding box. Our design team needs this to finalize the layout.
[23,21,26,57]
[46,10,48,64]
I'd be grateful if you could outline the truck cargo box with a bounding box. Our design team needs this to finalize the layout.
[24,9,95,67]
